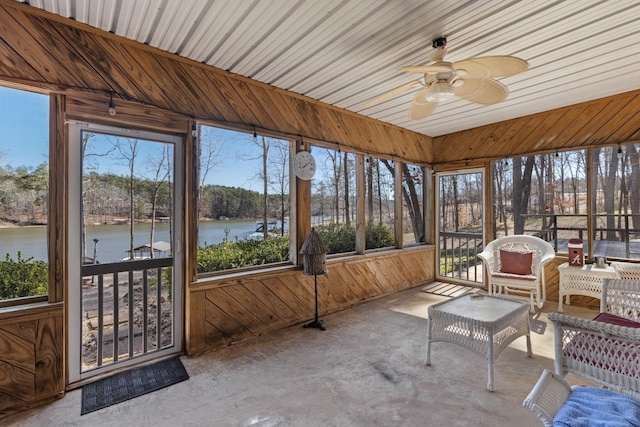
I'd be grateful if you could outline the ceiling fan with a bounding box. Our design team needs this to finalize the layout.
[365,37,529,120]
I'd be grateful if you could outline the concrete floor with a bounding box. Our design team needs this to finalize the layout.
[2,285,599,427]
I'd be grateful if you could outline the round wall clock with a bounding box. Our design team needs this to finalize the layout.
[294,150,316,180]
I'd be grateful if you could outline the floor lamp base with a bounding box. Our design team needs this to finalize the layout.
[303,318,325,331]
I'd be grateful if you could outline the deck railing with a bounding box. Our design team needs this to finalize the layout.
[522,213,640,259]
[438,231,484,284]
[80,257,173,370]
[440,213,640,286]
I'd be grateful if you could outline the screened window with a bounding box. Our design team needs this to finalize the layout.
[364,156,395,249]
[0,87,49,303]
[491,146,640,261]
[196,125,290,273]
[311,147,356,255]
[592,144,640,259]
[401,163,425,246]
[493,152,587,247]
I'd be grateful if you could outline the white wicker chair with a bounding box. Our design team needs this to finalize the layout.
[611,261,640,280]
[477,235,555,312]
[547,278,640,399]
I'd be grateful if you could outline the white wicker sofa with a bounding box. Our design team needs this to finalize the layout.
[477,235,555,312]
[547,278,640,399]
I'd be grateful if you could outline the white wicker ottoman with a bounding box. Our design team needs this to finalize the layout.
[425,293,531,391]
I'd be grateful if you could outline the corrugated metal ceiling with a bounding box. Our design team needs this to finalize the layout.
[17,0,640,137]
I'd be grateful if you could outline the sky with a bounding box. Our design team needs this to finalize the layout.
[0,86,49,169]
[0,85,338,194]
[0,86,267,191]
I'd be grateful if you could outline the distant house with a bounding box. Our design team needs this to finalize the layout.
[123,241,171,260]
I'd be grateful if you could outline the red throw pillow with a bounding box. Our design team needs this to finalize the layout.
[499,250,533,275]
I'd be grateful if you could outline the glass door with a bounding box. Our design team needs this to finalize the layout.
[68,122,183,383]
[436,169,484,286]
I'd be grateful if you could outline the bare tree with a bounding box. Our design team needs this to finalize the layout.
[603,149,619,240]
[512,156,535,234]
[628,145,640,230]
[381,160,424,242]
[366,157,373,220]
[323,149,343,223]
[112,137,139,259]
[401,164,424,242]
[343,151,351,225]
[269,143,289,235]
[146,144,172,257]
[81,131,113,261]
[494,161,509,236]
[198,125,222,219]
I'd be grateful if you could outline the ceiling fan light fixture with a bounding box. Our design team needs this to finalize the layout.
[425,82,455,102]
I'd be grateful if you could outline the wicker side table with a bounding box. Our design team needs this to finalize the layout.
[425,294,531,391]
[557,262,618,312]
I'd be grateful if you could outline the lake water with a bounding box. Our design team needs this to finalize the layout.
[0,219,271,263]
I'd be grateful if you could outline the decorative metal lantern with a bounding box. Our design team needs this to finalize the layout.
[300,228,329,275]
[299,228,329,330]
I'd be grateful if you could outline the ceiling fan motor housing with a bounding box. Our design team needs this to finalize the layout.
[425,81,455,102]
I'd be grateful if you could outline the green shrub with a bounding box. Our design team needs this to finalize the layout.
[196,222,395,274]
[314,221,395,253]
[0,252,48,300]
[197,235,290,273]
[315,222,356,254]
[365,221,395,249]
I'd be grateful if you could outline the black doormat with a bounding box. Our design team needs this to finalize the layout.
[81,356,189,415]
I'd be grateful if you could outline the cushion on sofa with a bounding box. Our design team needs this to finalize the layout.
[594,312,640,329]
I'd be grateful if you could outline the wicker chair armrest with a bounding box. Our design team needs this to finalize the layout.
[540,251,556,265]
[477,248,494,263]
[477,249,498,275]
[523,369,572,427]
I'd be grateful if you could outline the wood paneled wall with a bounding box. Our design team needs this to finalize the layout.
[432,90,640,165]
[0,303,63,415]
[187,247,435,356]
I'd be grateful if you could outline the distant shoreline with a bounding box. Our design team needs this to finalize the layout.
[0,222,45,229]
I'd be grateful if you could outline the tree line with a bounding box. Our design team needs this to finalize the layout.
[0,164,283,226]
[0,162,49,225]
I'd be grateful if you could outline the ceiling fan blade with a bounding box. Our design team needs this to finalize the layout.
[409,90,438,120]
[453,56,528,79]
[455,78,509,105]
[401,64,451,74]
[364,79,422,108]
